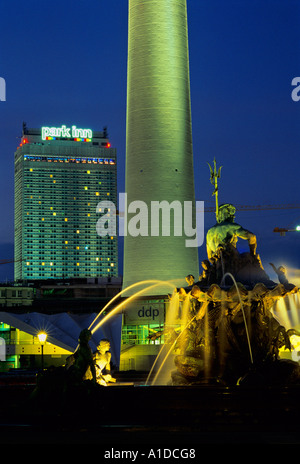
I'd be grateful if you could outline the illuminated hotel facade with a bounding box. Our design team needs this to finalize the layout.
[14,124,118,281]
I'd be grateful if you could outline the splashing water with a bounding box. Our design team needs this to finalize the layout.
[220,272,254,365]
[272,292,300,329]
[147,311,199,385]
[146,290,216,385]
[147,272,255,385]
[272,291,300,361]
[145,291,196,385]
[145,290,181,385]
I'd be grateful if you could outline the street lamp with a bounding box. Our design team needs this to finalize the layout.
[37,331,47,370]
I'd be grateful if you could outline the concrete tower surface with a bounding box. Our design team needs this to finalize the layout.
[122,0,199,296]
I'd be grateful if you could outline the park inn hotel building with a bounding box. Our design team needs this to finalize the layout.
[14,124,118,281]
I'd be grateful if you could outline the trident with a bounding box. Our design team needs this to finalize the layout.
[207,158,222,222]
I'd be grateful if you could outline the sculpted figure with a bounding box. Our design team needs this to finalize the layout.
[185,274,195,286]
[198,260,215,286]
[204,203,272,285]
[94,339,116,386]
[269,263,296,291]
[269,263,289,285]
[206,203,257,263]
[68,328,96,383]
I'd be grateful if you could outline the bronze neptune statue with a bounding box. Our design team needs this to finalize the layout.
[171,161,300,386]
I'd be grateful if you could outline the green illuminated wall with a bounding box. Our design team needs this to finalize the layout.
[123,0,199,295]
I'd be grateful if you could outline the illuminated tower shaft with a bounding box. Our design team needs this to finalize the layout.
[123,0,199,295]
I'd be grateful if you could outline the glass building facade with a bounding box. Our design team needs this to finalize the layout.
[14,124,118,280]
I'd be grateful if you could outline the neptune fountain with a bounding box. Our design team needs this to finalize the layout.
[168,161,300,387]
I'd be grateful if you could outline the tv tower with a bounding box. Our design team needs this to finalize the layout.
[122,0,199,296]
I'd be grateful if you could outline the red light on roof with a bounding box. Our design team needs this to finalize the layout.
[106,142,111,148]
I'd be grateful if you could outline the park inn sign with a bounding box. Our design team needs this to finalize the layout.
[41,125,93,140]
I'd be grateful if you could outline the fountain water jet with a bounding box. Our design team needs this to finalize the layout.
[147,311,199,385]
[145,290,180,385]
[89,280,177,335]
[221,272,253,365]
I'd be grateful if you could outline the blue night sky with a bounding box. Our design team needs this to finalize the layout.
[0,0,300,284]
